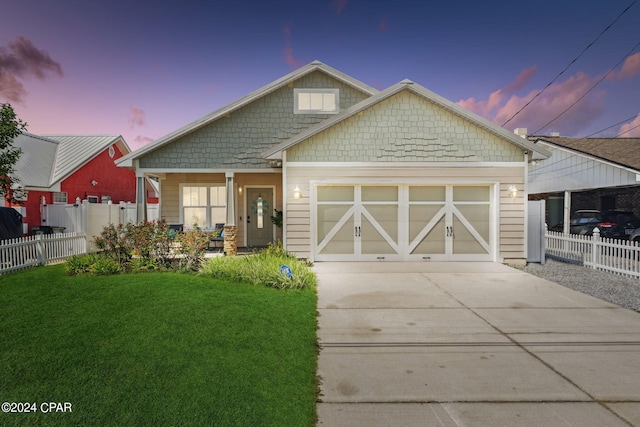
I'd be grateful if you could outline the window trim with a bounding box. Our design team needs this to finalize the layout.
[53,192,68,204]
[294,88,339,114]
[179,183,226,229]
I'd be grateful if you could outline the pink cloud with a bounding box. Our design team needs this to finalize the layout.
[330,0,347,15]
[608,52,640,81]
[282,23,302,69]
[458,68,607,135]
[618,113,640,137]
[378,14,390,32]
[133,135,155,149]
[0,36,63,103]
[128,105,146,129]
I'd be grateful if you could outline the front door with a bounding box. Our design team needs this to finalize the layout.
[246,188,274,248]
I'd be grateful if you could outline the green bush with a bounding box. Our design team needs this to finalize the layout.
[199,244,316,290]
[129,256,163,273]
[65,254,103,275]
[89,256,122,276]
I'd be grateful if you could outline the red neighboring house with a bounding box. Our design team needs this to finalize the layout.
[3,134,136,234]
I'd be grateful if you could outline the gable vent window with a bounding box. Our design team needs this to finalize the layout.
[294,89,339,114]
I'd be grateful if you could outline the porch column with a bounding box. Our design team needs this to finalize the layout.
[224,172,237,256]
[136,170,147,224]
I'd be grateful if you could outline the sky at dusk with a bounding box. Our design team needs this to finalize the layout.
[1,0,639,151]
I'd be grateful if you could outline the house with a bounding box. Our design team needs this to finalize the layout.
[117,61,550,263]
[3,133,137,233]
[527,133,640,230]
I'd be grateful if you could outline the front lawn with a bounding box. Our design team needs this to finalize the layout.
[0,264,318,426]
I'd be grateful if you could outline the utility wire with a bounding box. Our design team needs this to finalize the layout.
[532,39,640,134]
[501,0,637,127]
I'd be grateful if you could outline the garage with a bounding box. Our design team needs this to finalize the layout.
[314,183,495,261]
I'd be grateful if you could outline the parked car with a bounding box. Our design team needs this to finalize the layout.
[0,207,23,241]
[550,210,640,239]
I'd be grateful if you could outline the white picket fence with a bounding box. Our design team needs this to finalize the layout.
[0,232,87,275]
[546,229,640,278]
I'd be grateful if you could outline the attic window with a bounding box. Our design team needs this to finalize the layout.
[294,89,339,114]
[108,146,115,158]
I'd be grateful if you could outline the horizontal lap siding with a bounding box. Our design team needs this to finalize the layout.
[285,165,526,261]
[160,173,283,245]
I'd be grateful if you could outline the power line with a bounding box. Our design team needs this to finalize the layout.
[501,0,637,127]
[532,39,640,134]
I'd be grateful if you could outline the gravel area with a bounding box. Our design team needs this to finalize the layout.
[515,258,640,312]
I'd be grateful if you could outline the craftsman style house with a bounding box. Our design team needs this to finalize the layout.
[117,61,549,263]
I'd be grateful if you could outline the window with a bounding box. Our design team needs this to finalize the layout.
[182,185,226,229]
[87,196,99,204]
[101,195,112,204]
[53,192,68,204]
[294,89,339,114]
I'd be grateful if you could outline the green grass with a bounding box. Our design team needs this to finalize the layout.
[0,265,318,426]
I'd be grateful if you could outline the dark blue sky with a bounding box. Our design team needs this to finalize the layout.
[1,0,638,149]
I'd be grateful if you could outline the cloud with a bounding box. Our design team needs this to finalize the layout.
[378,14,390,32]
[128,105,146,129]
[0,36,63,103]
[618,113,640,137]
[330,0,347,15]
[282,22,302,69]
[134,135,155,147]
[458,68,607,135]
[608,52,640,81]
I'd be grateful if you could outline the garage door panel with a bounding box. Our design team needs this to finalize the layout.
[452,215,489,255]
[361,215,397,255]
[455,204,491,242]
[411,215,446,255]
[318,215,355,255]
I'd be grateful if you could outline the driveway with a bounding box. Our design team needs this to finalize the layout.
[315,262,640,426]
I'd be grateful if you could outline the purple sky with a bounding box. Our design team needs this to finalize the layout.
[1,0,639,150]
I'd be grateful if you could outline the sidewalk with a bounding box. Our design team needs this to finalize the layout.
[315,262,640,426]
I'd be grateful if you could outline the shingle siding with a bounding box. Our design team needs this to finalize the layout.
[286,91,523,163]
[139,71,371,169]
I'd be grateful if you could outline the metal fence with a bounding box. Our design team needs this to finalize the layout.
[0,232,87,275]
[546,229,640,278]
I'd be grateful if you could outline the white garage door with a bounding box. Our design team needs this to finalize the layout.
[314,184,494,261]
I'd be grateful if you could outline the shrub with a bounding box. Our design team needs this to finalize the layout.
[65,254,103,275]
[129,220,173,265]
[129,256,163,273]
[175,227,211,272]
[94,223,133,265]
[89,256,122,276]
[199,244,316,290]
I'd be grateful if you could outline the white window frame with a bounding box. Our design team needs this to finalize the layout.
[87,195,99,204]
[180,184,226,229]
[294,88,339,114]
[101,195,112,204]
[53,192,68,204]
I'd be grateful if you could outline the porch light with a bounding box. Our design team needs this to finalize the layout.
[293,185,302,199]
[508,185,518,198]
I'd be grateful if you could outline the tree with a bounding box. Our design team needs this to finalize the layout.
[0,103,27,204]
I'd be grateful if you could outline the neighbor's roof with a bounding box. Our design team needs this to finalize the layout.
[531,136,640,171]
[117,60,380,168]
[13,133,129,189]
[263,79,551,160]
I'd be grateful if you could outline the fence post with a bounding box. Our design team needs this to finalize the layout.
[36,234,47,266]
[592,227,600,269]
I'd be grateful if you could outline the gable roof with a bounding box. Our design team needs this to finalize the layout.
[117,61,379,168]
[12,133,129,189]
[263,79,551,160]
[531,136,640,171]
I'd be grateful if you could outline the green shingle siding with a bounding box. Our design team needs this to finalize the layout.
[287,91,523,162]
[139,71,370,169]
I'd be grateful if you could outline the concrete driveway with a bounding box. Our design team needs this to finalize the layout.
[315,262,640,426]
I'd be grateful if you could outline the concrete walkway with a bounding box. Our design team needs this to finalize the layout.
[315,262,640,426]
